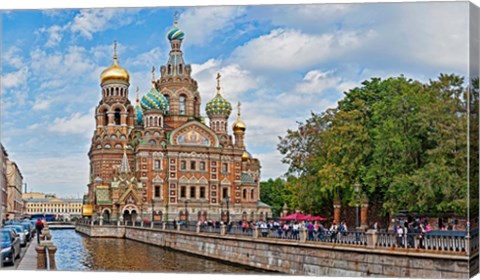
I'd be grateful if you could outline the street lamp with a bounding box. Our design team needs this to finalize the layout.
[225,196,230,224]
[184,199,189,222]
[354,181,360,229]
[151,198,154,223]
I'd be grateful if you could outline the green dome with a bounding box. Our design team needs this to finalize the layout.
[206,93,232,117]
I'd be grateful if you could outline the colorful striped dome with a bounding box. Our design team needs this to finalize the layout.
[135,104,143,125]
[206,93,232,117]
[140,87,169,113]
[167,27,185,41]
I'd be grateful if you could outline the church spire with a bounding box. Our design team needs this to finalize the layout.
[119,145,131,174]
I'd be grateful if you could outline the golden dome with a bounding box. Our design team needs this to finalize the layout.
[100,41,130,84]
[233,119,246,133]
[242,150,251,160]
[232,101,246,133]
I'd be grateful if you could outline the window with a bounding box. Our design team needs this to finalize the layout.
[222,163,228,173]
[222,187,228,199]
[179,95,186,115]
[199,161,206,171]
[190,161,196,170]
[180,186,186,198]
[180,160,186,170]
[154,160,161,170]
[154,186,161,198]
[114,108,121,125]
[251,189,255,200]
[200,187,205,199]
[190,186,196,199]
[243,189,247,200]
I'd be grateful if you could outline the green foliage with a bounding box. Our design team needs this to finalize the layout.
[277,74,473,217]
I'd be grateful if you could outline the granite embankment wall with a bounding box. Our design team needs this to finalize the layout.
[75,223,471,278]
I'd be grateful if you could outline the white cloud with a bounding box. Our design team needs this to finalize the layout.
[179,6,246,46]
[37,24,67,47]
[255,150,288,180]
[70,8,139,40]
[32,99,53,111]
[3,46,25,69]
[192,59,260,105]
[30,46,98,88]
[232,28,375,71]
[125,47,164,68]
[295,69,357,95]
[2,67,28,89]
[48,109,95,136]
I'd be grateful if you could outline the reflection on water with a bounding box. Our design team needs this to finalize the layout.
[51,229,258,274]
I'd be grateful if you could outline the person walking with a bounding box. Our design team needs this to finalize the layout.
[35,218,44,244]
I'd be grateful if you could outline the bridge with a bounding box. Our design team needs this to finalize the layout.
[46,221,76,229]
[75,220,478,278]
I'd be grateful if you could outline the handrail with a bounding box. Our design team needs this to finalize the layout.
[45,246,50,270]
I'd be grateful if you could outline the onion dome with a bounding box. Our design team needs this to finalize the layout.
[233,101,246,133]
[140,85,169,113]
[206,73,232,117]
[100,41,129,83]
[242,150,252,160]
[167,26,185,41]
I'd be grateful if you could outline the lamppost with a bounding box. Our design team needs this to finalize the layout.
[354,182,360,229]
[184,199,189,223]
[151,198,154,223]
[220,200,224,222]
[225,196,230,224]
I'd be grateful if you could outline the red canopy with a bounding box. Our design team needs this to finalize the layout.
[280,213,307,221]
[303,214,327,221]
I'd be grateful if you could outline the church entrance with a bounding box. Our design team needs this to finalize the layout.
[122,205,139,223]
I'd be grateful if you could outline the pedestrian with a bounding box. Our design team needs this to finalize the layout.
[35,218,44,243]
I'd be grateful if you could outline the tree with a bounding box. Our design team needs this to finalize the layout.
[278,74,470,218]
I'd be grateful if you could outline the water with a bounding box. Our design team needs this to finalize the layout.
[50,229,259,274]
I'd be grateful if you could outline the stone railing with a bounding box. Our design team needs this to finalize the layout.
[36,225,57,270]
[78,220,473,255]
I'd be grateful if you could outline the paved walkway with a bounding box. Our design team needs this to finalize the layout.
[17,239,39,270]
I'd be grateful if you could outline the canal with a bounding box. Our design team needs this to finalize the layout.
[50,229,260,273]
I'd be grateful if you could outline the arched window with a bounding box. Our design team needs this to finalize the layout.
[251,189,254,200]
[179,64,183,75]
[114,109,121,125]
[179,95,186,115]
[243,189,247,200]
[167,64,172,75]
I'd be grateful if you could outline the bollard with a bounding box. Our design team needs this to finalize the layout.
[36,246,46,269]
[140,221,144,227]
[196,224,201,233]
[117,220,121,226]
[177,223,181,232]
[366,229,378,249]
[162,222,166,230]
[151,221,155,229]
[220,225,226,235]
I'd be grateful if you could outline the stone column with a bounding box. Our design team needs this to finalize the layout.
[36,246,46,269]
[360,194,369,229]
[300,228,308,243]
[333,196,341,224]
[366,229,378,249]
[253,227,259,239]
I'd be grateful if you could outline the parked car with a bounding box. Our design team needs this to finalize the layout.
[3,225,27,247]
[1,228,21,266]
[20,222,33,241]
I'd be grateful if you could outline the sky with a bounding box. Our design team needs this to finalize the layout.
[0,1,476,198]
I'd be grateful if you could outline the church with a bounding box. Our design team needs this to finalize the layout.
[84,19,271,223]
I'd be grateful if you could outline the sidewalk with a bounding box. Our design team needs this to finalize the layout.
[17,239,38,270]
